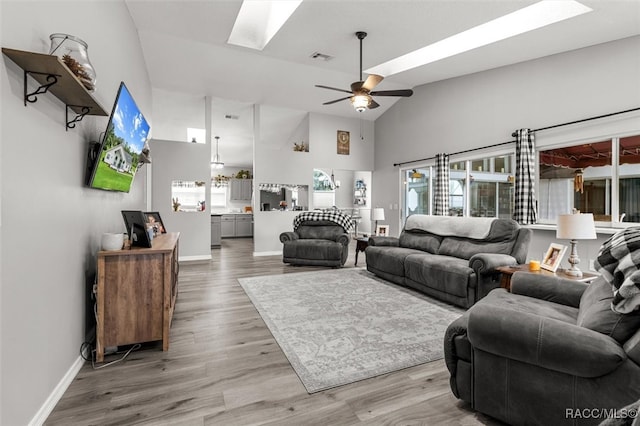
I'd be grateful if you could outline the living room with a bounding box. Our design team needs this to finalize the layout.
[2,1,640,425]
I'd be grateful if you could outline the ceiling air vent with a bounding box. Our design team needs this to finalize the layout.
[224,114,239,120]
[310,52,333,61]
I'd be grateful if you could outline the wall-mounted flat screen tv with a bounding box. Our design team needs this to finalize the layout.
[87,82,150,192]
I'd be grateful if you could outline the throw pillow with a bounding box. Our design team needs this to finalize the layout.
[595,227,640,313]
[577,278,640,343]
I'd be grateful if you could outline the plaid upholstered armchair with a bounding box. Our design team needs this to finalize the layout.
[279,210,352,267]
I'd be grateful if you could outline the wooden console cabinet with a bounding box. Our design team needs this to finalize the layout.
[95,232,179,362]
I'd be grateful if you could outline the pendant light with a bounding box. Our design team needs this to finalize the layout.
[212,136,224,169]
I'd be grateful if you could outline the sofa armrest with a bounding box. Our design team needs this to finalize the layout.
[279,232,299,243]
[336,233,350,246]
[368,236,399,247]
[510,272,588,308]
[469,253,518,274]
[467,303,626,378]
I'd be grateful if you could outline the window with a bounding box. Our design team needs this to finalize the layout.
[538,134,640,225]
[405,168,430,216]
[401,154,514,220]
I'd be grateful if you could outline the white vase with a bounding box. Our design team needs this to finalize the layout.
[101,233,124,251]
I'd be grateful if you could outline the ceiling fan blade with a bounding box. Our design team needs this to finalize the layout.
[368,99,380,109]
[315,84,352,94]
[362,74,383,91]
[323,96,352,105]
[350,81,363,92]
[370,89,414,97]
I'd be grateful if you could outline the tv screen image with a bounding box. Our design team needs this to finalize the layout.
[88,82,150,192]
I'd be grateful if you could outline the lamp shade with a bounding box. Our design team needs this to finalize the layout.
[372,208,385,221]
[556,213,597,240]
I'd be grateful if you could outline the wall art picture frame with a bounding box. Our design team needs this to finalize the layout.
[541,243,567,272]
[376,224,390,237]
[337,130,350,155]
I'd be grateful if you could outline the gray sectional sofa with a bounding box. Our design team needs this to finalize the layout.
[366,215,531,308]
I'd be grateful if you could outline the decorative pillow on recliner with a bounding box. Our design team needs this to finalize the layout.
[577,277,640,343]
[595,226,640,313]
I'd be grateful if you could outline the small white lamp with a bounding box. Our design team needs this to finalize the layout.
[556,213,597,277]
[372,208,385,234]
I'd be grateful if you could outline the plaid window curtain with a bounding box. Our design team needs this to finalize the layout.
[433,153,450,216]
[513,128,538,224]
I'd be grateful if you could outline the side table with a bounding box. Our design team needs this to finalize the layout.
[496,264,598,292]
[355,237,369,266]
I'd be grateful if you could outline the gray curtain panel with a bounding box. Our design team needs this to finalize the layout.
[434,153,450,216]
[513,128,538,224]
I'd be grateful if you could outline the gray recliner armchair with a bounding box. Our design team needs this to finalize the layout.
[279,211,352,267]
[444,272,640,426]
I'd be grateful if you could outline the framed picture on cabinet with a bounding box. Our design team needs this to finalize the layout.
[144,211,166,234]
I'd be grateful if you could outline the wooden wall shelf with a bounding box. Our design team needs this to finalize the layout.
[2,47,107,130]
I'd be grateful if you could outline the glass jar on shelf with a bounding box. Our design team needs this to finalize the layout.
[49,33,97,91]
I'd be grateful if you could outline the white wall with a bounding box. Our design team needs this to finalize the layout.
[150,139,212,260]
[374,35,640,257]
[254,106,375,254]
[1,2,152,424]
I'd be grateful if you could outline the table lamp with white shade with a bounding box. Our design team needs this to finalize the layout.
[556,213,597,277]
[372,208,385,234]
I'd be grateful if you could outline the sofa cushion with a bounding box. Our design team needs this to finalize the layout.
[482,288,579,324]
[398,231,441,254]
[577,277,640,343]
[296,224,344,240]
[365,246,421,277]
[404,254,473,298]
[283,239,343,261]
[438,237,516,260]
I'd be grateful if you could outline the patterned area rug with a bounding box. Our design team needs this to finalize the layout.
[237,269,464,393]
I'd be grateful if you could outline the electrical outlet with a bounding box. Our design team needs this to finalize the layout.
[589,259,595,271]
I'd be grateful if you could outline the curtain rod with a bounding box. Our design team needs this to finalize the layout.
[511,106,640,137]
[394,106,640,168]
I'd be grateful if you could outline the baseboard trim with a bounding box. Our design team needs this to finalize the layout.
[253,250,282,257]
[29,350,87,426]
[179,254,212,262]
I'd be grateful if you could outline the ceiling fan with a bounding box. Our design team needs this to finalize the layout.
[316,31,413,112]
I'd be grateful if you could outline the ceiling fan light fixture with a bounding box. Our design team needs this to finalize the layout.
[351,94,370,112]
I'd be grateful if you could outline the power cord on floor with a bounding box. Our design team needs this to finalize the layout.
[90,344,141,370]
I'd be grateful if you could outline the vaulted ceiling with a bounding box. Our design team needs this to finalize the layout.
[125,0,640,167]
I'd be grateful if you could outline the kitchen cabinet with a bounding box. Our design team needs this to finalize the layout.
[230,179,253,202]
[235,215,253,237]
[221,214,236,238]
[211,215,221,247]
[220,214,253,238]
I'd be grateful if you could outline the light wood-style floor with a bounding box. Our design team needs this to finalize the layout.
[46,238,501,425]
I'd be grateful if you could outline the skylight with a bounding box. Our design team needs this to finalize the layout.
[366,0,592,77]
[228,0,303,51]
